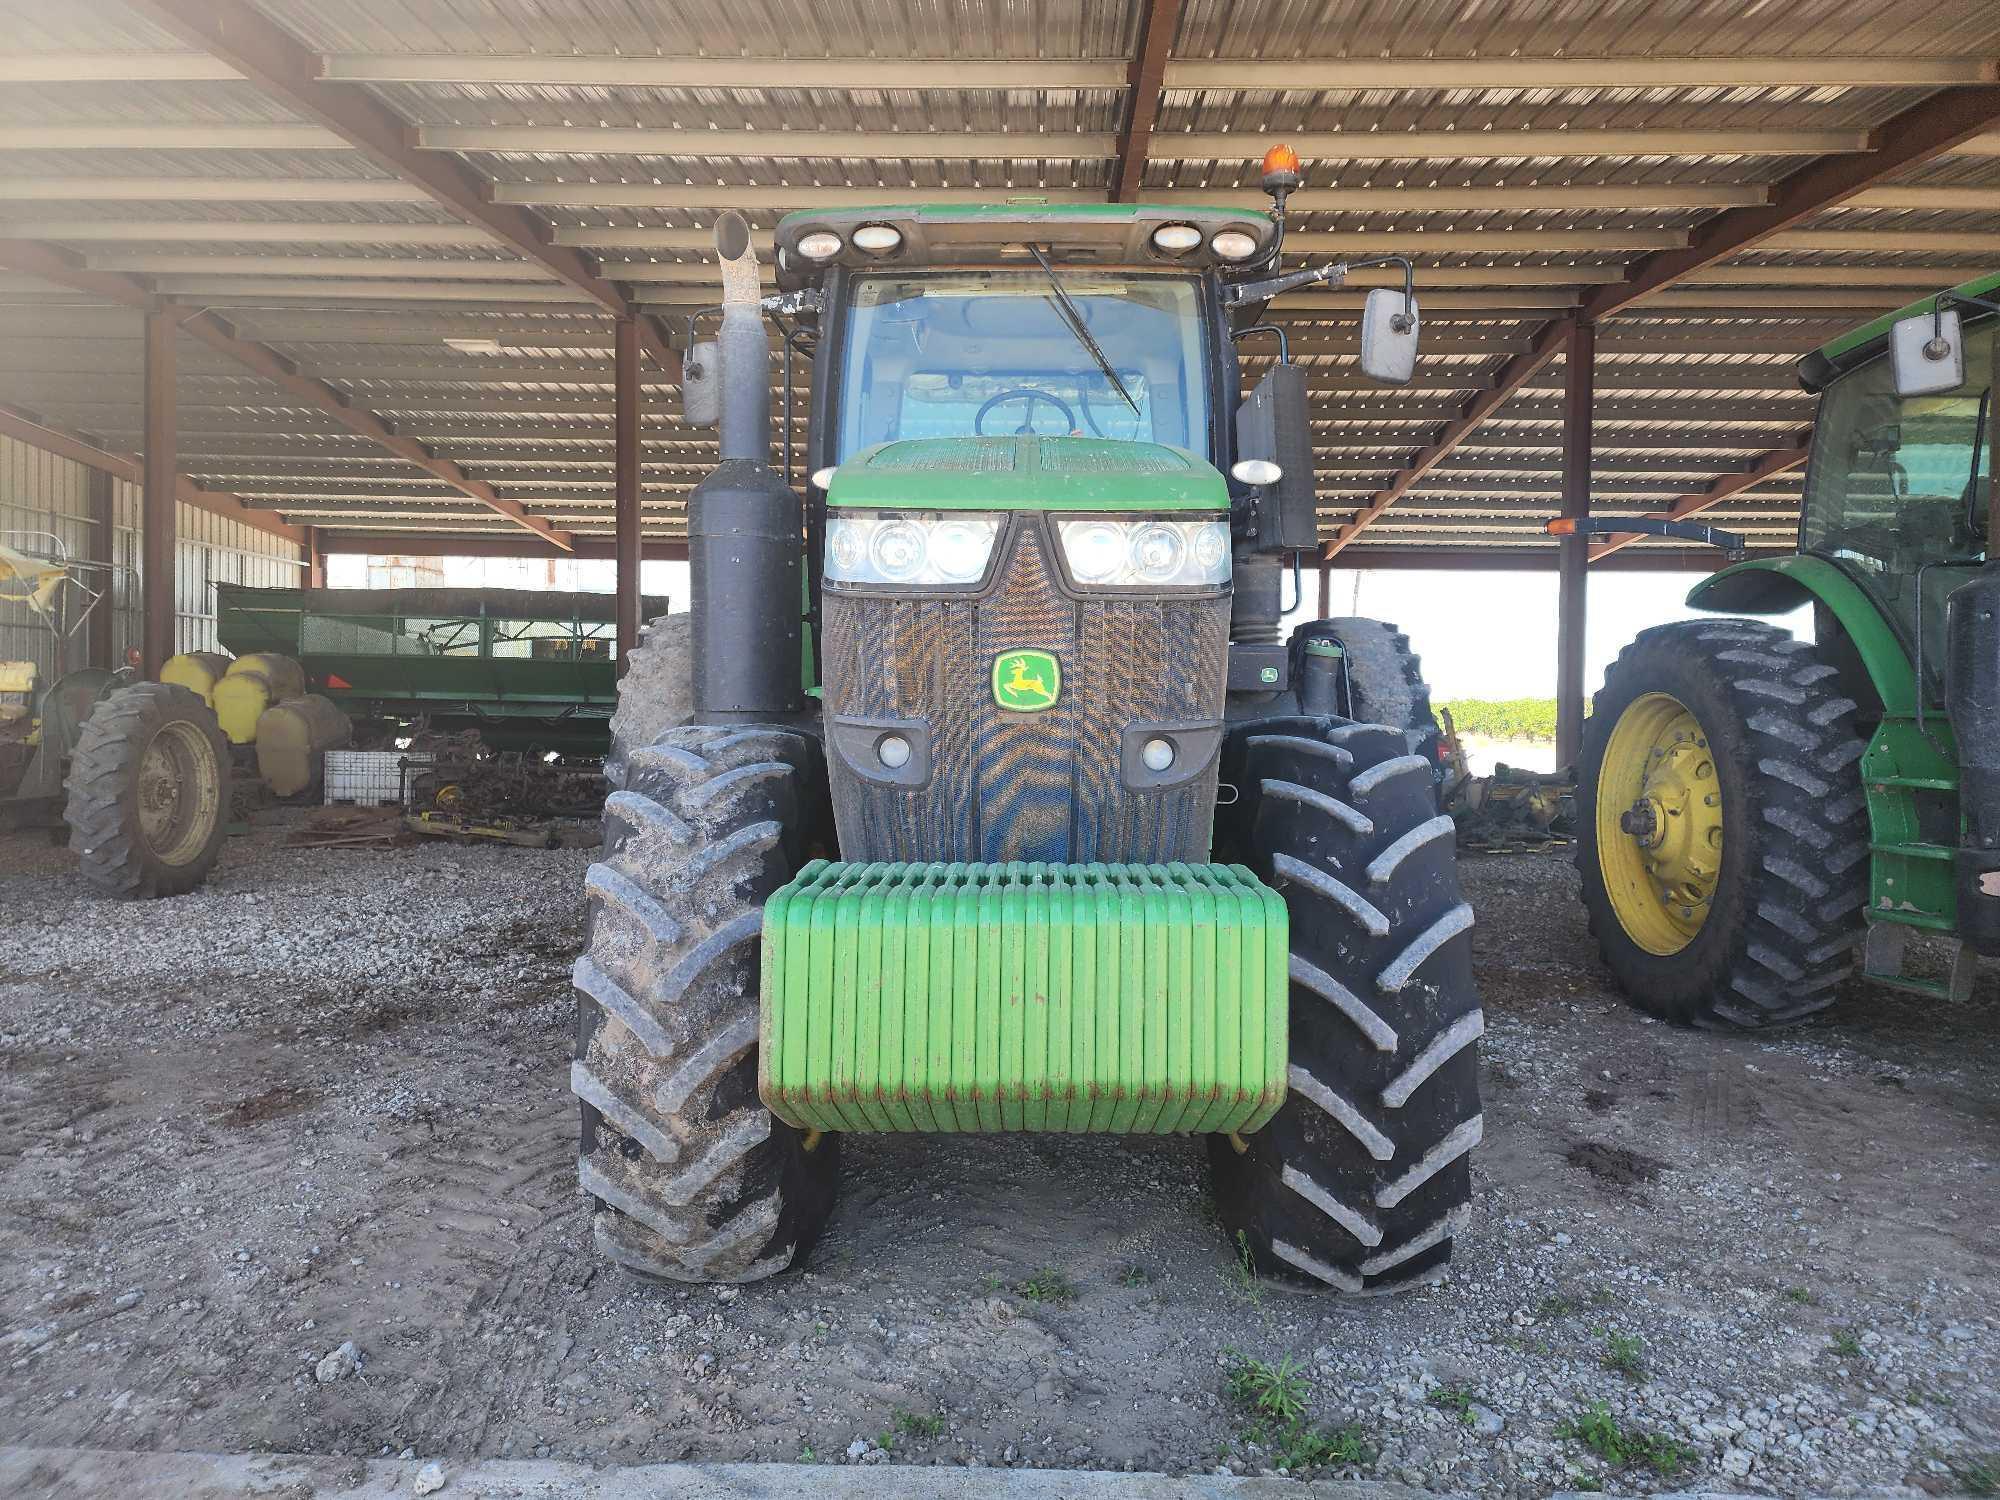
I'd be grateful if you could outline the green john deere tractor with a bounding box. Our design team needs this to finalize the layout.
[1569,273,2000,1025]
[575,156,1485,1289]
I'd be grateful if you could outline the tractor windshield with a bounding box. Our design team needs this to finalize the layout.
[831,271,1211,459]
[1801,314,1995,684]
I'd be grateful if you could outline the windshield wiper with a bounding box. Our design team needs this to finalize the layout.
[1028,243,1139,417]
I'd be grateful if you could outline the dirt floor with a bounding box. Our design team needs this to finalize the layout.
[1,817,1994,1496]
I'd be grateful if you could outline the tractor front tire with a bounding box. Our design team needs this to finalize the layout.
[604,613,692,789]
[1576,619,1869,1028]
[63,682,230,899]
[573,724,839,1282]
[1209,716,1482,1293]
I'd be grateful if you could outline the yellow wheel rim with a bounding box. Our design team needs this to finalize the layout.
[1596,693,1724,956]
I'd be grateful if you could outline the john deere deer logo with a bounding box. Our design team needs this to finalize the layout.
[992,649,1060,712]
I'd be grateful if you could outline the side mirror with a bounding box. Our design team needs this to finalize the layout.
[681,339,720,426]
[1359,288,1419,385]
[1891,309,1964,397]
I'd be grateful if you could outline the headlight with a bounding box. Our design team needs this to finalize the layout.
[796,230,843,261]
[1210,229,1260,261]
[1055,518,1231,588]
[825,512,1000,587]
[851,223,903,255]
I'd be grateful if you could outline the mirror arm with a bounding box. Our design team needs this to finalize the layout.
[1229,323,1291,365]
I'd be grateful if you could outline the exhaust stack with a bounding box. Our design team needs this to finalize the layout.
[687,211,805,721]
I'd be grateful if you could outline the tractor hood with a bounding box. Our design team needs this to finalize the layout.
[820,435,1228,512]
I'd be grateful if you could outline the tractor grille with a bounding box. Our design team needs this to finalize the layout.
[819,517,1229,863]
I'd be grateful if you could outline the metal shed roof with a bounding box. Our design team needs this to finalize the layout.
[0,0,1997,564]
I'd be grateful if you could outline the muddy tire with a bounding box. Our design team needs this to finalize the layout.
[63,682,230,899]
[1576,619,1869,1028]
[1294,617,1442,768]
[604,613,692,789]
[1208,716,1482,1293]
[573,723,839,1282]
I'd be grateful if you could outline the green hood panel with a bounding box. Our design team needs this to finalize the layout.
[824,436,1228,512]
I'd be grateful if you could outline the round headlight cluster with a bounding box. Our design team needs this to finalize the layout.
[1056,518,1231,588]
[1150,223,1202,255]
[794,224,903,263]
[824,512,1002,588]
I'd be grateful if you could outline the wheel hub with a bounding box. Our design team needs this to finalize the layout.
[1632,733,1722,915]
[1594,693,1724,955]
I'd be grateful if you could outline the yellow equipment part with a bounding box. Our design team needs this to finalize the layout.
[0,542,67,614]
[1595,691,1724,956]
[212,670,276,745]
[254,693,352,797]
[223,651,306,701]
[160,651,232,707]
[0,659,35,722]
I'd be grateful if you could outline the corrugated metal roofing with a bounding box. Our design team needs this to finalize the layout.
[0,0,1995,559]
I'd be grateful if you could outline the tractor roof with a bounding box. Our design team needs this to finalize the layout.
[771,202,1275,290]
[1798,268,2000,393]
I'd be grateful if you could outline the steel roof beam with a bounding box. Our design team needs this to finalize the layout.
[1163,56,2000,90]
[1583,81,2000,322]
[0,176,432,203]
[0,401,301,545]
[1587,440,1814,560]
[2,220,494,247]
[0,124,348,151]
[321,54,1126,90]
[1325,76,2000,556]
[117,0,677,373]
[0,238,573,549]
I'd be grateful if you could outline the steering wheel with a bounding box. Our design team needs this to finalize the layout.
[974,387,1076,437]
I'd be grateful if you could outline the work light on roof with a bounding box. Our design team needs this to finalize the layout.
[1150,223,1202,254]
[797,230,844,262]
[1210,229,1260,262]
[852,223,903,255]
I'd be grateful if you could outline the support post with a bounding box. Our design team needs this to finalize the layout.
[1317,560,1331,618]
[303,524,325,588]
[614,315,642,674]
[84,465,116,672]
[141,306,177,678]
[1555,319,1594,769]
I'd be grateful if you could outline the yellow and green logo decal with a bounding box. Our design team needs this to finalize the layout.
[992,649,1060,712]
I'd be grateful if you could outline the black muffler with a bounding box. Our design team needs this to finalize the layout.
[687,211,805,721]
[1946,560,2000,955]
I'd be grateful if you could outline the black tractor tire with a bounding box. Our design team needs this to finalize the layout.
[604,613,692,790]
[1294,617,1443,767]
[63,682,230,900]
[1576,619,1869,1029]
[573,723,840,1283]
[1209,715,1483,1293]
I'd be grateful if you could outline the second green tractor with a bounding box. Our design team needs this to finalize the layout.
[1571,273,1999,1025]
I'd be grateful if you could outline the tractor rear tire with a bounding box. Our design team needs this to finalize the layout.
[573,723,840,1282]
[1209,716,1482,1293]
[1295,617,1443,767]
[63,682,230,899]
[1576,619,1869,1028]
[604,613,692,789]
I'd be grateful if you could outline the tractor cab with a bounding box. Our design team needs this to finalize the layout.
[1795,272,1998,698]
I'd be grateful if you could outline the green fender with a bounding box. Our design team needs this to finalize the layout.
[1686,555,1915,716]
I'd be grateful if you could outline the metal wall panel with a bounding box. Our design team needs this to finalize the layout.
[0,434,303,681]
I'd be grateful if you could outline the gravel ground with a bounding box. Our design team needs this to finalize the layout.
[1,815,1995,1496]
